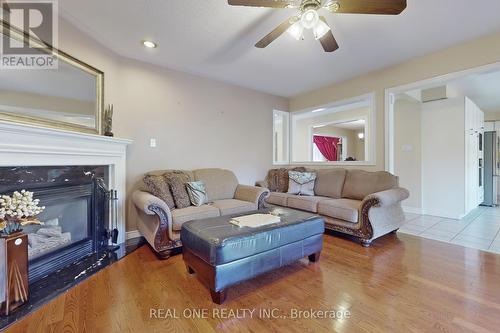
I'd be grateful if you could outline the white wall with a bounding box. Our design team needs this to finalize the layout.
[56,18,288,231]
[393,98,422,211]
[421,98,466,218]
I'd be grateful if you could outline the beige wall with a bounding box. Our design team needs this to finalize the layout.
[290,31,500,171]
[0,90,95,116]
[393,98,422,209]
[485,112,500,121]
[57,18,288,231]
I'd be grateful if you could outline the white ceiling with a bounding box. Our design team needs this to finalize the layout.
[331,119,366,130]
[447,70,500,113]
[59,0,500,97]
[399,69,500,112]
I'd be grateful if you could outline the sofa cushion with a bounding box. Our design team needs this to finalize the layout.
[194,169,238,201]
[317,199,361,223]
[266,192,294,206]
[142,174,176,209]
[172,205,221,231]
[211,199,256,216]
[165,171,192,209]
[342,170,398,200]
[287,196,329,213]
[266,167,308,193]
[186,181,208,206]
[314,169,347,199]
[287,171,317,196]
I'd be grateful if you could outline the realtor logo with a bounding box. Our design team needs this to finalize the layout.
[0,0,58,69]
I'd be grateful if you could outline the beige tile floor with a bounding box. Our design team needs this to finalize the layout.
[399,206,500,253]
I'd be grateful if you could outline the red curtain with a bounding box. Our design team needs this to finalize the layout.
[313,135,340,161]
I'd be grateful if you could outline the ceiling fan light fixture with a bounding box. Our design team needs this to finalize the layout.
[301,9,319,29]
[142,40,157,48]
[324,0,340,13]
[287,21,304,40]
[313,20,331,39]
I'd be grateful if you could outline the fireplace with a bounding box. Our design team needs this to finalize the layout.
[0,165,113,283]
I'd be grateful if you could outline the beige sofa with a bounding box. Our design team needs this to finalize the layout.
[257,168,409,246]
[132,168,269,258]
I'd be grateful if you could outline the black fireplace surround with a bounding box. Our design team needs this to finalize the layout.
[0,165,111,283]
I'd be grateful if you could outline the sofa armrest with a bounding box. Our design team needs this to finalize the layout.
[133,190,172,216]
[354,187,409,245]
[132,190,175,254]
[255,180,268,188]
[364,187,410,207]
[234,185,270,209]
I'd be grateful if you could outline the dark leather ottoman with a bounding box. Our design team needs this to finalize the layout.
[180,207,325,304]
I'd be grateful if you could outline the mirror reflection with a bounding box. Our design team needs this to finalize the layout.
[0,59,97,129]
[291,98,372,163]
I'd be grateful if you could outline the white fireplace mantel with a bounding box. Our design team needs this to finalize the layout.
[0,121,132,244]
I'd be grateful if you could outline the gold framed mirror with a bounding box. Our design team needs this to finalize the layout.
[0,20,104,135]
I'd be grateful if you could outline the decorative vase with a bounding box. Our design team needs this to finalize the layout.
[0,232,29,316]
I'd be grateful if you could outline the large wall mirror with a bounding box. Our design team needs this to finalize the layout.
[0,21,103,134]
[288,94,376,165]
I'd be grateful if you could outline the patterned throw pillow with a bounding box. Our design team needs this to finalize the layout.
[267,167,307,193]
[185,181,208,207]
[164,172,191,209]
[287,171,317,196]
[143,174,175,209]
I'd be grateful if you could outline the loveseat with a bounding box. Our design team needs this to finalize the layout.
[132,168,269,258]
[257,168,409,246]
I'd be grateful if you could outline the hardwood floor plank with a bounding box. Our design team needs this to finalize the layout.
[4,233,500,333]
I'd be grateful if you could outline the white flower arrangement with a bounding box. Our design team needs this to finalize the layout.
[0,190,45,235]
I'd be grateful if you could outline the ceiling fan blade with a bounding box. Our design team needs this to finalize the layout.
[255,17,295,48]
[228,0,297,9]
[324,0,407,15]
[318,17,339,52]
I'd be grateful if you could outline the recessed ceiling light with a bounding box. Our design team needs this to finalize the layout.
[142,40,157,48]
[311,108,326,113]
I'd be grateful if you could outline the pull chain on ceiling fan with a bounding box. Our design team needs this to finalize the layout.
[227,0,407,52]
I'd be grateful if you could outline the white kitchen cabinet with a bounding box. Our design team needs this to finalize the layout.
[422,97,483,218]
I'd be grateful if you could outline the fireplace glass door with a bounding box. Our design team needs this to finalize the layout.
[24,185,92,260]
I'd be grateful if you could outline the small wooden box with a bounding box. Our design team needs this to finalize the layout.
[0,233,29,316]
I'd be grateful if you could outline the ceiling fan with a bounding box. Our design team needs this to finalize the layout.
[227,0,407,52]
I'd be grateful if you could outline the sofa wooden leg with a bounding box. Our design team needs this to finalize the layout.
[361,239,373,247]
[210,289,227,305]
[156,249,172,260]
[308,251,321,262]
[186,265,195,275]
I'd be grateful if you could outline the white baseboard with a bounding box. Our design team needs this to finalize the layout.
[402,206,423,215]
[126,230,142,240]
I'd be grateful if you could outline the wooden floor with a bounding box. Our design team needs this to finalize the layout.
[5,233,500,333]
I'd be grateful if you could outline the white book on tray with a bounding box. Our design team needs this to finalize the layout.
[229,213,281,228]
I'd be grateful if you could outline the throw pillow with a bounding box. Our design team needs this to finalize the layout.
[266,169,280,192]
[278,167,306,192]
[143,174,176,209]
[185,181,208,207]
[164,171,191,209]
[287,171,317,196]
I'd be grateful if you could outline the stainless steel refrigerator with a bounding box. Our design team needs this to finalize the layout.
[482,131,498,206]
